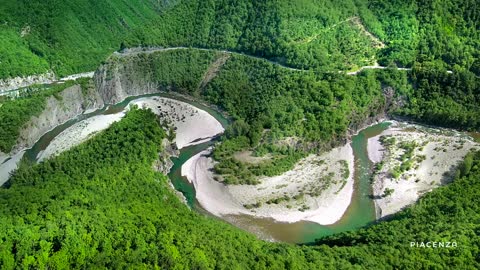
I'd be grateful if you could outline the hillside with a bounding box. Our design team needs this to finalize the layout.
[0,0,479,268]
[0,108,479,268]
[363,0,480,72]
[1,0,478,80]
[1,46,478,183]
[0,0,165,78]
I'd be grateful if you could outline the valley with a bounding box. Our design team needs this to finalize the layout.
[0,0,479,268]
[1,71,476,244]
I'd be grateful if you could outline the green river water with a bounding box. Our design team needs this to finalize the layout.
[163,111,392,243]
[299,122,391,243]
[25,93,391,244]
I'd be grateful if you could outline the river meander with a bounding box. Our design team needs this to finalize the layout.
[22,92,391,244]
[167,118,391,243]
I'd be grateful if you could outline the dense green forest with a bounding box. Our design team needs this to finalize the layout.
[0,108,478,268]
[1,0,479,268]
[362,0,480,73]
[202,54,384,184]
[128,0,379,71]
[396,63,480,130]
[1,0,478,79]
[0,0,163,78]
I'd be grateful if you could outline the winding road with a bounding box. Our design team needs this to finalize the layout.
[4,46,456,96]
[114,46,414,75]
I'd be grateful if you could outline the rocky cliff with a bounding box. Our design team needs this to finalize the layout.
[12,84,104,153]
[6,53,166,157]
[94,55,162,104]
[153,138,179,175]
[0,72,56,94]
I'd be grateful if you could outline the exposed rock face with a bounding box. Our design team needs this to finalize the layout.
[346,86,393,139]
[153,138,179,175]
[153,138,188,206]
[0,72,56,93]
[12,84,104,153]
[8,53,173,156]
[2,52,187,186]
[94,56,162,104]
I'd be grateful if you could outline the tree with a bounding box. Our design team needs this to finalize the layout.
[383,188,394,197]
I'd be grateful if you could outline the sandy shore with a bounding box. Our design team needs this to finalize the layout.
[182,144,354,225]
[367,121,400,163]
[0,105,120,184]
[367,135,385,163]
[2,95,224,184]
[370,122,478,218]
[129,97,224,149]
[0,150,25,186]
[37,112,126,162]
[37,96,224,162]
[182,149,249,216]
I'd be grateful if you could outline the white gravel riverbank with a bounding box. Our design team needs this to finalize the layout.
[182,144,355,225]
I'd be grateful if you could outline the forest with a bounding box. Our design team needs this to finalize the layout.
[361,0,479,73]
[0,0,163,78]
[202,54,384,184]
[1,0,478,79]
[112,48,480,185]
[104,48,385,184]
[0,108,477,268]
[0,0,479,268]
[396,63,480,130]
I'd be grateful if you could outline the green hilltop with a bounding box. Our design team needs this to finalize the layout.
[0,0,478,78]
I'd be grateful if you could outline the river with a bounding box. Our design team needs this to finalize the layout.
[19,92,390,244]
[155,101,392,243]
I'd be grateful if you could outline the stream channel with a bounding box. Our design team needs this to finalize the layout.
[16,93,390,244]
